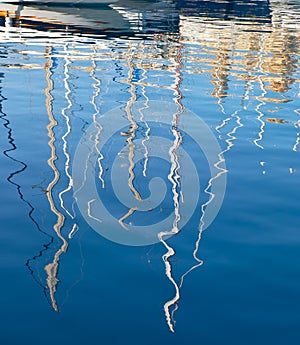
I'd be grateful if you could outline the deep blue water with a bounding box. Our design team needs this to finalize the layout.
[0,1,300,344]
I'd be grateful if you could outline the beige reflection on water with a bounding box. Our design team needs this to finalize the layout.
[44,47,68,312]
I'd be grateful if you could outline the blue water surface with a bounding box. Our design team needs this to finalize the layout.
[0,1,300,344]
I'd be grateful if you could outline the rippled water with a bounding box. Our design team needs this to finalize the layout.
[0,1,300,344]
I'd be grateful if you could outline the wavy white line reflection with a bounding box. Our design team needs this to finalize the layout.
[125,45,142,202]
[68,223,78,239]
[72,49,106,226]
[44,48,68,312]
[179,143,228,285]
[168,40,247,328]
[159,122,183,333]
[293,108,300,152]
[169,118,230,331]
[74,128,104,225]
[90,48,105,189]
[253,35,267,151]
[159,38,184,333]
[87,199,103,224]
[138,59,150,178]
[58,43,75,220]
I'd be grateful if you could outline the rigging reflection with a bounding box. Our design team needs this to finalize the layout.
[58,43,75,221]
[0,64,54,307]
[0,0,299,333]
[43,48,68,312]
[158,35,184,332]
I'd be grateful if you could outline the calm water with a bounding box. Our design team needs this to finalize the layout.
[0,1,300,344]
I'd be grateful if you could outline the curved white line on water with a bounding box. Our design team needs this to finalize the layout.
[293,108,300,152]
[160,41,184,332]
[161,126,182,333]
[58,43,75,219]
[253,35,267,150]
[68,223,78,239]
[90,48,105,189]
[125,45,141,202]
[44,49,68,312]
[179,148,227,289]
[87,199,103,224]
[138,60,150,178]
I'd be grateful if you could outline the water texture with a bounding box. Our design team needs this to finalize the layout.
[0,1,299,344]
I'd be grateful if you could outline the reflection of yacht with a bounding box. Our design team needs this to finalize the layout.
[0,0,281,38]
[0,2,131,36]
[0,0,181,37]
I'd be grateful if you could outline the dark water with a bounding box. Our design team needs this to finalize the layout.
[0,1,300,344]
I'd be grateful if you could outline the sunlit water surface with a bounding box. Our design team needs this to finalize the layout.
[0,1,299,344]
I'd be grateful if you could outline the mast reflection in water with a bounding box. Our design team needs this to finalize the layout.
[0,0,300,343]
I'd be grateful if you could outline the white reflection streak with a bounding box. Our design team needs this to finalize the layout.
[175,108,234,321]
[68,223,78,239]
[254,36,267,150]
[158,39,184,333]
[215,87,247,171]
[176,56,250,319]
[293,136,300,152]
[138,57,150,177]
[90,49,105,188]
[117,44,141,226]
[254,90,266,149]
[44,48,68,312]
[158,124,182,333]
[4,11,12,38]
[215,115,232,134]
[293,108,300,152]
[179,150,227,288]
[87,199,103,223]
[58,43,74,219]
[73,51,104,224]
[125,46,141,201]
[220,110,243,153]
[191,81,247,288]
[74,130,102,223]
[243,79,252,105]
[213,38,227,116]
